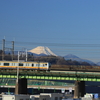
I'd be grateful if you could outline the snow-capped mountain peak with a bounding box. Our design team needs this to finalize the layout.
[29,46,57,56]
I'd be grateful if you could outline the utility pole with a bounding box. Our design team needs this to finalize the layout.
[12,41,14,60]
[26,49,27,61]
[2,39,14,61]
[2,39,5,60]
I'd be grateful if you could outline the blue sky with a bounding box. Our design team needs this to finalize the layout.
[0,0,100,62]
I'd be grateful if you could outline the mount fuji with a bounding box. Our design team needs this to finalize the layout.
[28,46,57,56]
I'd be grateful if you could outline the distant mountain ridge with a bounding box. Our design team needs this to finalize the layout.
[96,62,100,66]
[4,46,98,65]
[64,54,96,65]
[28,47,97,65]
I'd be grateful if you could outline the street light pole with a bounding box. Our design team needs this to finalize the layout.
[17,51,19,82]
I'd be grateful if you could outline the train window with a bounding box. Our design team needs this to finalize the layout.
[36,64,40,67]
[12,63,15,66]
[19,63,23,66]
[32,64,34,66]
[26,63,29,66]
[36,64,38,66]
[42,64,47,67]
[4,63,9,66]
[41,64,44,67]
[26,63,30,66]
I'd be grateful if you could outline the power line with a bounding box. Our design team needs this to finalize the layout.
[13,41,100,47]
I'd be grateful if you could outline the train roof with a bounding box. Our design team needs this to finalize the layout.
[0,60,49,63]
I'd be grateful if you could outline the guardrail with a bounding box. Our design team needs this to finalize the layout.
[0,70,100,81]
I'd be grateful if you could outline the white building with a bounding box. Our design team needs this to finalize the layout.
[2,95,30,100]
[30,95,39,100]
[2,93,66,100]
[39,93,63,100]
[30,93,64,100]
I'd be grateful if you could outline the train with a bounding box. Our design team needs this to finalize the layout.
[0,61,50,71]
[0,61,100,72]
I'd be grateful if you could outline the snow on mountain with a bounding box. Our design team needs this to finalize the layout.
[64,54,96,65]
[28,46,57,56]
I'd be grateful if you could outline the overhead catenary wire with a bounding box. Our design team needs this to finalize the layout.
[5,40,100,47]
[1,39,100,62]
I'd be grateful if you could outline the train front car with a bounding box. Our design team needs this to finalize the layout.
[39,62,50,71]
